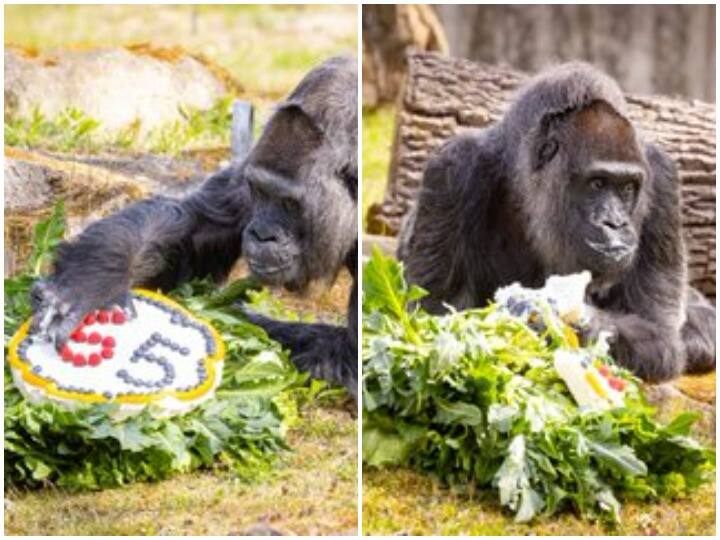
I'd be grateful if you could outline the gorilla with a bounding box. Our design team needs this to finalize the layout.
[29,55,358,398]
[399,62,715,382]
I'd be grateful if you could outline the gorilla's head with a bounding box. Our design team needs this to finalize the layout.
[508,64,651,280]
[241,55,357,291]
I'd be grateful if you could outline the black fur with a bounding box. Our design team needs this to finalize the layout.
[30,55,358,397]
[399,62,715,382]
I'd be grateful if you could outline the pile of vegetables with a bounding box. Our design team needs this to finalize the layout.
[362,248,714,524]
[5,202,304,490]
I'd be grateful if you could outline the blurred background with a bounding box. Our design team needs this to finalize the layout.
[362,4,716,230]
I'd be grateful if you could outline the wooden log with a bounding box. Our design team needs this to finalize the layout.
[367,52,716,297]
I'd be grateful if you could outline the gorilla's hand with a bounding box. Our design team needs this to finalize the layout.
[578,305,618,347]
[238,304,358,400]
[29,277,135,350]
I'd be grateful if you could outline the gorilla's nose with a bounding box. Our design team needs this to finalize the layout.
[602,217,627,231]
[249,223,278,243]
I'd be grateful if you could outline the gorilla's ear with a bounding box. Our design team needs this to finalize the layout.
[251,103,324,179]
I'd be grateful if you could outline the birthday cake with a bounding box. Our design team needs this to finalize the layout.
[7,289,225,418]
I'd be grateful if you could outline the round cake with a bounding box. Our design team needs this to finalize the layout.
[7,289,225,418]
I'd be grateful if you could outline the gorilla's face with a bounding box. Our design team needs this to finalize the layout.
[241,101,356,292]
[570,161,642,274]
[242,163,305,289]
[527,100,648,277]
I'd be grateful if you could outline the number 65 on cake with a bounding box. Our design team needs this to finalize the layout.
[8,289,225,418]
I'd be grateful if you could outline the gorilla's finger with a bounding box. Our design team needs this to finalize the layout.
[49,308,86,351]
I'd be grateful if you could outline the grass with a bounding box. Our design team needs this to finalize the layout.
[363,468,716,536]
[361,105,396,230]
[4,98,235,157]
[5,400,358,535]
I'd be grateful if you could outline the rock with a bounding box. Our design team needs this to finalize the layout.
[3,147,227,276]
[240,523,286,536]
[643,373,716,443]
[5,45,232,134]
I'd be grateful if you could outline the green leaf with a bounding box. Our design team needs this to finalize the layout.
[587,439,648,476]
[28,199,65,275]
[363,246,424,344]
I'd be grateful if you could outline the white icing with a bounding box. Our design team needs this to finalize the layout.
[494,271,592,325]
[11,292,224,418]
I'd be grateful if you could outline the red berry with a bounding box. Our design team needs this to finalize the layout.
[88,353,102,366]
[101,348,114,359]
[88,332,102,344]
[97,311,110,324]
[102,336,116,348]
[73,353,87,367]
[84,313,96,325]
[72,330,87,343]
[111,310,126,324]
[608,377,626,392]
[597,365,610,377]
[61,345,74,361]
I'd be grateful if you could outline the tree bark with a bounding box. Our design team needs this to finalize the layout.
[362,5,448,108]
[367,52,716,297]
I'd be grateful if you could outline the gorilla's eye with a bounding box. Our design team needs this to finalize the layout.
[281,197,300,214]
[589,178,605,191]
[537,139,559,167]
[621,182,636,199]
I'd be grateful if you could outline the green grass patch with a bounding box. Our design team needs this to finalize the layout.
[5,97,234,156]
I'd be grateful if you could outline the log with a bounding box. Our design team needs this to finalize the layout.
[367,52,716,297]
[362,5,448,107]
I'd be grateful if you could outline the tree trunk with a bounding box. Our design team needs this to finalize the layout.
[362,5,448,108]
[367,52,716,297]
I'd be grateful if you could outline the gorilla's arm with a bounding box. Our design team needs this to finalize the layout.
[401,130,510,313]
[31,167,250,346]
[241,243,358,399]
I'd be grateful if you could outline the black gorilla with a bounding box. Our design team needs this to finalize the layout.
[399,62,715,382]
[30,55,358,397]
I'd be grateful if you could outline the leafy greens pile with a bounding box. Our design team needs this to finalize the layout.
[5,202,304,490]
[362,248,714,523]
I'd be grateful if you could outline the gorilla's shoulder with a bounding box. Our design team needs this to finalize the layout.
[424,127,506,193]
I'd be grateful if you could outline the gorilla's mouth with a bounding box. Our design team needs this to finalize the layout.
[585,238,635,262]
[248,259,292,277]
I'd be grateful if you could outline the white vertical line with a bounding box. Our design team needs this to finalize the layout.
[356,2,363,537]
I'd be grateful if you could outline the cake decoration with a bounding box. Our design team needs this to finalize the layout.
[7,289,225,418]
[494,272,628,410]
[553,349,626,410]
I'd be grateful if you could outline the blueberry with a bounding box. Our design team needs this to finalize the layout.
[103,391,113,399]
[180,347,190,355]
[32,365,42,374]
